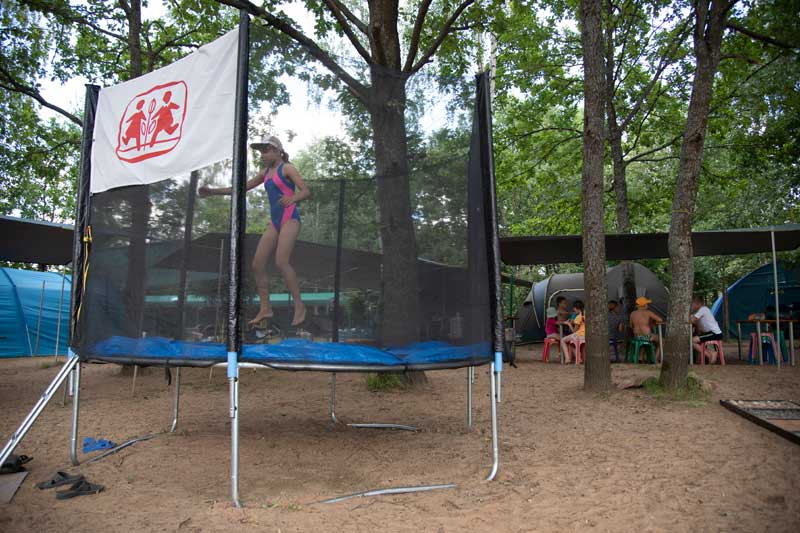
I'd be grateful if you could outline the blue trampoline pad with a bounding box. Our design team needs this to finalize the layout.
[87,336,491,371]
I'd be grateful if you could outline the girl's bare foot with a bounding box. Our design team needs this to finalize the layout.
[249,310,274,326]
[291,305,306,326]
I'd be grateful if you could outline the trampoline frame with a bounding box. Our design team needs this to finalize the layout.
[0,11,505,507]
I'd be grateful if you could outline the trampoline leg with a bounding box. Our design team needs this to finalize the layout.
[170,367,182,433]
[229,373,241,508]
[486,362,500,481]
[70,361,81,466]
[497,371,502,403]
[0,354,78,468]
[466,367,473,431]
[330,373,338,424]
[131,365,139,397]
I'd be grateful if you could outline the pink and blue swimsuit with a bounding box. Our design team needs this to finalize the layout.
[264,163,300,230]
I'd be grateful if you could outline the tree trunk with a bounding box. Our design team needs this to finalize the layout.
[581,0,610,392]
[659,0,728,390]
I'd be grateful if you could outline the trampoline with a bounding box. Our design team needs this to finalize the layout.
[1,12,504,506]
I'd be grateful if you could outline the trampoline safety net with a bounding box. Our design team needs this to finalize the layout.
[75,23,499,371]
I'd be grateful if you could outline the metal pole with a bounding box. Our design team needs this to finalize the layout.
[69,360,81,466]
[170,367,182,433]
[34,280,46,356]
[771,231,781,368]
[485,362,499,481]
[230,368,240,507]
[332,180,345,343]
[330,373,338,424]
[466,366,473,431]
[737,322,742,361]
[131,364,139,397]
[54,270,66,362]
[0,354,79,468]
[757,320,764,365]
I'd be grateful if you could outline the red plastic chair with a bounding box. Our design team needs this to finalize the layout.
[568,338,585,365]
[542,337,559,363]
[700,340,725,365]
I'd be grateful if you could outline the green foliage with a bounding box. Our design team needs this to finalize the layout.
[643,371,708,405]
[365,372,409,392]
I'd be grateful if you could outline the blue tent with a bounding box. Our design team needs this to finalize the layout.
[0,268,71,357]
[712,262,800,339]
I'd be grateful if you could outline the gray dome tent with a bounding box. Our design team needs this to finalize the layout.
[515,263,669,343]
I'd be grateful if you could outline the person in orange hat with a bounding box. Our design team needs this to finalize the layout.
[629,296,663,362]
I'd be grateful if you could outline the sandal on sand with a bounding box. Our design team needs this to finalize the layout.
[55,480,104,500]
[37,472,85,490]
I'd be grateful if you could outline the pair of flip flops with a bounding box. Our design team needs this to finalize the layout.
[37,472,104,499]
[82,437,116,454]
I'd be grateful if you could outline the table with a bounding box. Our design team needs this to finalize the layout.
[735,319,797,367]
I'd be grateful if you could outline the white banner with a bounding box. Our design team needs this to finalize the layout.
[90,28,239,194]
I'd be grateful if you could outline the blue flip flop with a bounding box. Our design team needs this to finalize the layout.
[82,437,117,453]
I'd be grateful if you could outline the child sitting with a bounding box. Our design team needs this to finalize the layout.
[560,300,585,363]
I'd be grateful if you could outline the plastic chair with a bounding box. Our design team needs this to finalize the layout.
[628,336,656,364]
[542,337,559,363]
[568,338,585,365]
[699,340,725,365]
[748,332,782,365]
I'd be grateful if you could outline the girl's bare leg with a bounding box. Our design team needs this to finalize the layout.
[274,219,306,326]
[250,224,278,325]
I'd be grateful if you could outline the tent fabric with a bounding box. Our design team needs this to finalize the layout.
[87,336,491,370]
[0,216,73,265]
[0,268,71,357]
[711,262,800,339]
[515,263,669,343]
[500,224,800,265]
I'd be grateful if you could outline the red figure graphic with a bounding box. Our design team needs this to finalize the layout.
[149,91,181,148]
[121,99,146,150]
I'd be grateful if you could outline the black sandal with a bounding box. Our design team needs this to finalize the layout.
[55,479,104,499]
[37,472,85,490]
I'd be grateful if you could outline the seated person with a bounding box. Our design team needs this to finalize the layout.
[560,300,585,363]
[691,294,723,362]
[608,299,624,343]
[629,296,663,362]
[555,296,571,324]
[544,307,560,340]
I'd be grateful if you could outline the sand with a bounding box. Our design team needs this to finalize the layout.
[1,344,799,532]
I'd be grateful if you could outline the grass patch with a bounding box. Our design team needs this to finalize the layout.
[642,371,709,405]
[365,372,408,392]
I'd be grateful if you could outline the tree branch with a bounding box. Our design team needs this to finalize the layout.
[403,0,433,72]
[215,0,369,103]
[0,65,82,126]
[408,0,474,74]
[326,0,367,34]
[21,0,126,41]
[726,21,798,50]
[321,0,371,63]
[625,133,682,165]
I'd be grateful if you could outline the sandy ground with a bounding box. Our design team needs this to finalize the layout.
[1,343,799,532]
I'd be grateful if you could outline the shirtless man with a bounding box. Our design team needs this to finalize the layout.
[629,296,663,361]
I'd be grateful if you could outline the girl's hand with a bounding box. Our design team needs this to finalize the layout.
[279,194,295,207]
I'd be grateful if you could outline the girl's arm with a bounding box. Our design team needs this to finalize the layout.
[278,163,310,206]
[198,171,264,197]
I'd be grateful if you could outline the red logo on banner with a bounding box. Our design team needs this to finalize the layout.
[116,81,188,163]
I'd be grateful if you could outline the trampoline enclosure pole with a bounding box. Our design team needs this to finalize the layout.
[70,360,81,466]
[226,10,250,508]
[771,231,781,368]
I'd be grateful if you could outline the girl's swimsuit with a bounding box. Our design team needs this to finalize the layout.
[264,163,301,230]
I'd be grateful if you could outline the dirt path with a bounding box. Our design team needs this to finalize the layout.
[1,347,798,532]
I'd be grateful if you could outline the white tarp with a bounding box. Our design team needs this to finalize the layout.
[90,28,238,194]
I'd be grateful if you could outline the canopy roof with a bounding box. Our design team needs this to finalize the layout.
[0,216,73,265]
[500,225,800,265]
